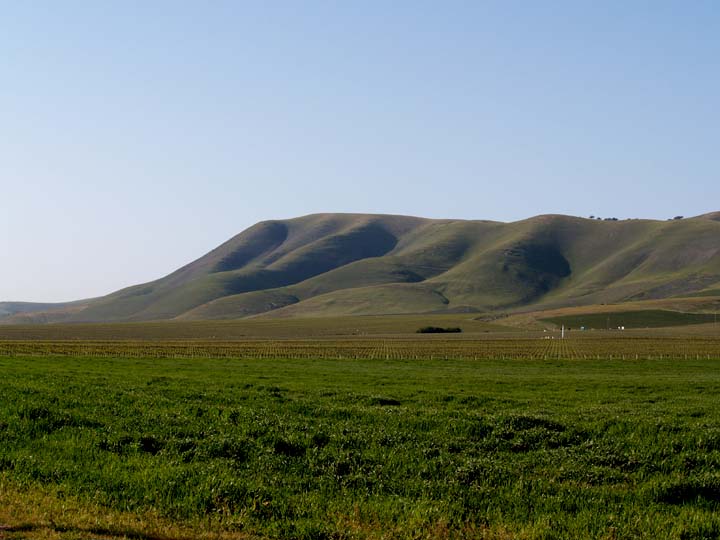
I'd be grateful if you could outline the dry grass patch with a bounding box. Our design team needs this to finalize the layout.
[0,476,248,540]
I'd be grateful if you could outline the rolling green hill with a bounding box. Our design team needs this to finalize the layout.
[0,302,64,318]
[0,300,91,323]
[4,212,720,323]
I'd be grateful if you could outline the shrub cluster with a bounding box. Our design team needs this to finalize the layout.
[416,326,462,334]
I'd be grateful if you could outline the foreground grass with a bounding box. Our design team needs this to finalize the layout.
[1,354,720,539]
[0,477,248,540]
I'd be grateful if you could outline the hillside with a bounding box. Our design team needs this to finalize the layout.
[0,302,63,318]
[3,212,720,323]
[0,300,91,323]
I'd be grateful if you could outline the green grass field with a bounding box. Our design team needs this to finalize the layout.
[2,344,720,539]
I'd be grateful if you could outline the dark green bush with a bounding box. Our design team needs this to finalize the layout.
[416,326,462,334]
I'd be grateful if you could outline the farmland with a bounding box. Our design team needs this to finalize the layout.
[0,335,720,362]
[542,310,718,330]
[1,327,720,539]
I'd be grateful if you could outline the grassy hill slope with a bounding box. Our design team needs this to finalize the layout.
[0,300,91,324]
[9,212,720,323]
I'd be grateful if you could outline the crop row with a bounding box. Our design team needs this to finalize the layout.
[1,337,719,360]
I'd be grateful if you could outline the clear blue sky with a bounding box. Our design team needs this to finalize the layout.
[2,1,719,302]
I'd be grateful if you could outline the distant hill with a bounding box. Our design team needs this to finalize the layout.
[4,212,720,323]
[0,300,91,324]
[0,302,61,318]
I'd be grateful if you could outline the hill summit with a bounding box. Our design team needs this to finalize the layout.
[4,212,720,323]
